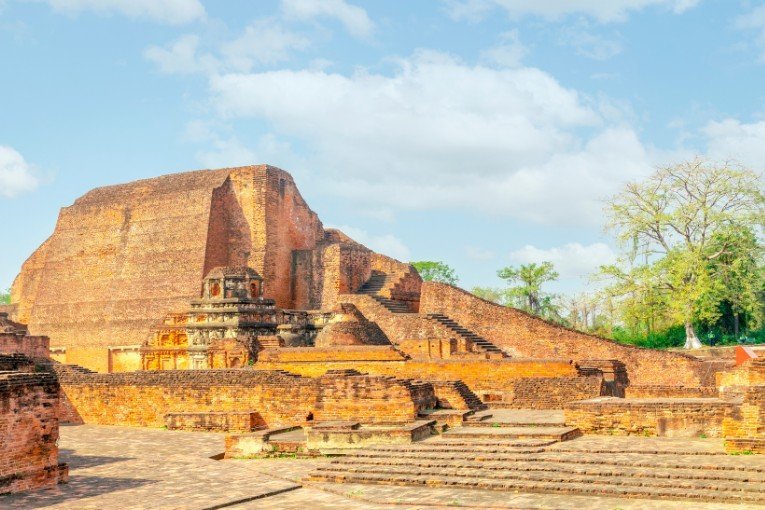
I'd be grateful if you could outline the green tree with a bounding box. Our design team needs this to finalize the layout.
[470,286,507,305]
[0,288,10,305]
[701,225,764,337]
[604,158,765,349]
[411,261,459,285]
[497,261,559,316]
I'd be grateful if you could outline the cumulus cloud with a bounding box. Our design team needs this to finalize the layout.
[446,0,699,23]
[40,0,205,24]
[0,146,40,198]
[281,0,374,38]
[508,242,617,280]
[329,225,411,261]
[208,50,653,226]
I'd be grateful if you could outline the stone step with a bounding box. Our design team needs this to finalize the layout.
[311,465,765,502]
[442,426,581,441]
[346,449,764,472]
[328,456,765,484]
[467,419,566,428]
[308,471,765,504]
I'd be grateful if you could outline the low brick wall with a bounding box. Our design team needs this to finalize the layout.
[165,411,266,432]
[564,397,734,437]
[258,346,407,363]
[256,357,583,406]
[496,376,604,409]
[56,369,436,428]
[0,372,68,494]
[625,385,719,399]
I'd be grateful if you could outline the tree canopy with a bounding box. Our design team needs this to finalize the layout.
[602,158,765,348]
[411,261,459,285]
[497,261,560,318]
[0,289,10,305]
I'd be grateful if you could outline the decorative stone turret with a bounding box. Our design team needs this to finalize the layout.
[141,267,280,370]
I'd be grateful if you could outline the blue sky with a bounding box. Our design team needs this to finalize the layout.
[2,0,765,296]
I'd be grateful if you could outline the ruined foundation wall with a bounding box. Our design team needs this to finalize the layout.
[0,372,66,494]
[57,369,434,427]
[255,352,598,405]
[420,282,712,387]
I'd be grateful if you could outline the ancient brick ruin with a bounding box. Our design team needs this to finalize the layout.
[0,314,68,494]
[5,164,765,503]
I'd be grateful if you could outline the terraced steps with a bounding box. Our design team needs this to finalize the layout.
[309,469,765,504]
[307,421,765,505]
[441,425,581,441]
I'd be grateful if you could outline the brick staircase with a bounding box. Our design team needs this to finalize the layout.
[426,313,508,358]
[429,380,488,411]
[356,272,412,313]
[308,413,765,504]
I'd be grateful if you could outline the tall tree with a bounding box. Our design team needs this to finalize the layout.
[497,261,559,316]
[411,261,459,285]
[701,225,764,337]
[604,158,764,348]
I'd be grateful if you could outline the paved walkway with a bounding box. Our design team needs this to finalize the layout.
[3,424,764,509]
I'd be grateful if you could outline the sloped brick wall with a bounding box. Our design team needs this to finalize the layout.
[421,282,714,387]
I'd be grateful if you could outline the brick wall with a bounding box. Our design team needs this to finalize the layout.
[0,334,49,359]
[56,369,435,427]
[255,353,596,406]
[564,397,734,437]
[0,372,67,494]
[315,371,436,423]
[420,282,713,387]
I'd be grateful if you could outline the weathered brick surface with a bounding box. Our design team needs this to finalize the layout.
[56,369,436,427]
[420,282,715,387]
[0,372,67,494]
[564,397,734,437]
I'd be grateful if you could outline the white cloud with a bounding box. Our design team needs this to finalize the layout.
[145,21,309,75]
[281,0,374,38]
[701,119,765,169]
[208,50,655,226]
[508,242,617,280]
[480,30,527,67]
[446,0,699,23]
[559,24,622,60]
[41,0,205,24]
[144,34,218,74]
[329,225,411,261]
[221,20,311,70]
[0,146,40,198]
[736,5,765,62]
